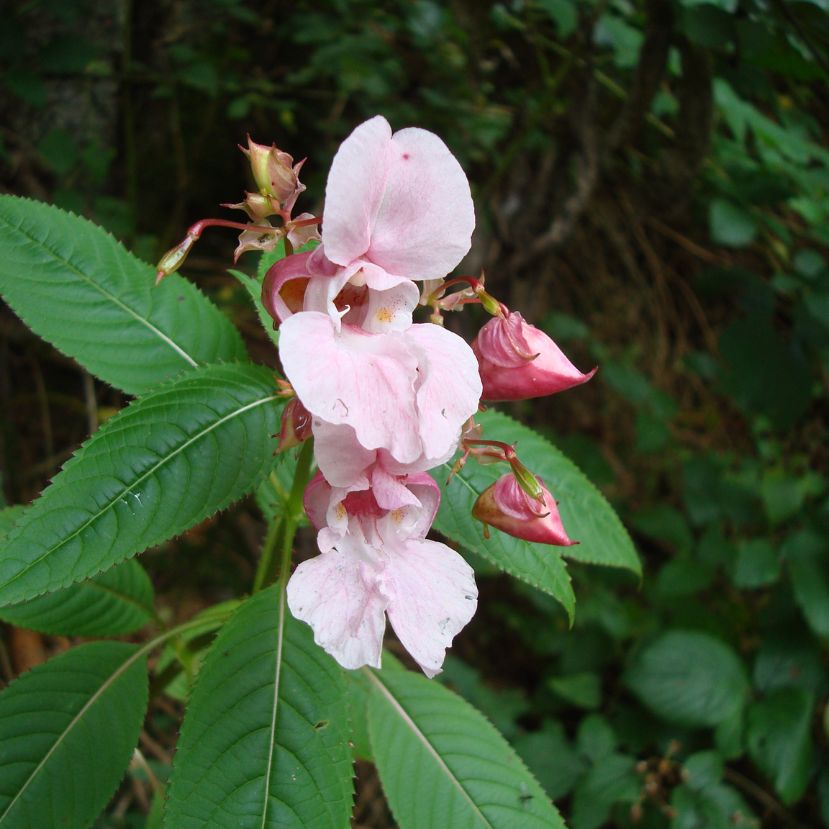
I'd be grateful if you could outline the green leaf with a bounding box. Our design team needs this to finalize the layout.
[365,664,565,829]
[625,630,749,727]
[784,530,829,637]
[0,558,154,637]
[548,672,601,709]
[0,506,155,637]
[570,753,640,829]
[709,199,758,247]
[747,688,814,804]
[0,196,247,395]
[436,411,639,619]
[164,584,353,828]
[513,720,585,800]
[0,363,282,606]
[732,538,780,589]
[0,641,148,828]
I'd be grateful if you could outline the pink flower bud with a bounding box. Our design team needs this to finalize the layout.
[472,473,576,546]
[241,136,305,212]
[277,397,312,452]
[471,311,596,401]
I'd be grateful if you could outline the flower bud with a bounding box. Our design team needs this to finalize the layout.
[155,232,197,283]
[241,136,305,211]
[223,192,278,222]
[277,397,312,452]
[473,473,575,546]
[471,310,596,401]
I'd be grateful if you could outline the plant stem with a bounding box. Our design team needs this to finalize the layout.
[276,439,315,586]
[252,515,283,594]
[253,439,315,593]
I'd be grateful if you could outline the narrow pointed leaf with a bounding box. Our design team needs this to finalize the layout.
[0,196,247,394]
[164,584,353,828]
[0,558,154,637]
[0,641,148,828]
[0,363,283,605]
[366,665,565,829]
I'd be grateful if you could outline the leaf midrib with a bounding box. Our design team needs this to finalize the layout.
[0,646,143,825]
[0,393,278,595]
[0,212,199,370]
[259,586,287,829]
[365,670,495,829]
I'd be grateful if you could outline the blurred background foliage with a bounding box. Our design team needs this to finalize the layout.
[1,0,828,826]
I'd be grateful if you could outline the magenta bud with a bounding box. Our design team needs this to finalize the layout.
[472,473,576,546]
[277,397,313,452]
[471,311,596,402]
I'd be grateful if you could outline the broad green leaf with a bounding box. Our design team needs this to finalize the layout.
[569,754,640,829]
[365,664,565,829]
[164,584,353,828]
[0,507,24,538]
[0,558,154,637]
[625,630,749,727]
[513,720,585,800]
[0,196,247,395]
[436,411,639,618]
[747,688,814,804]
[0,641,148,828]
[0,363,282,606]
[784,529,829,637]
[709,199,758,248]
[0,507,155,637]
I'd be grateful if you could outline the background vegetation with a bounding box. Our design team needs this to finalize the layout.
[1,0,828,826]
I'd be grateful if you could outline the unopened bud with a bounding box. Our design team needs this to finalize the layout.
[223,192,278,222]
[155,233,197,283]
[472,309,596,401]
[277,397,312,451]
[473,473,576,546]
[241,136,305,211]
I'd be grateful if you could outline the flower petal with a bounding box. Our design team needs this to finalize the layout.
[322,116,393,268]
[382,538,478,678]
[406,323,482,461]
[366,127,474,280]
[312,420,376,488]
[280,312,423,463]
[287,543,386,670]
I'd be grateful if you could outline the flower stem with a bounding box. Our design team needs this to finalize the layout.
[253,439,315,593]
[252,515,283,594]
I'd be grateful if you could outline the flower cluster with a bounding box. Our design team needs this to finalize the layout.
[158,116,596,677]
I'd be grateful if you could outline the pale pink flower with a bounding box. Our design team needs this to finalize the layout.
[288,471,477,676]
[472,310,596,401]
[278,314,482,468]
[263,115,474,335]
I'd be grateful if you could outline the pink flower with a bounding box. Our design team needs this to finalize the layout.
[473,472,576,546]
[472,310,596,401]
[322,115,474,281]
[287,471,477,676]
[278,314,482,469]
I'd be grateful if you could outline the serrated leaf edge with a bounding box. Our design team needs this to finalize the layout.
[365,668,496,829]
[0,384,279,599]
[0,643,147,826]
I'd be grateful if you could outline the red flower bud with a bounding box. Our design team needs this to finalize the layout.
[471,311,596,401]
[277,397,312,452]
[472,473,576,546]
